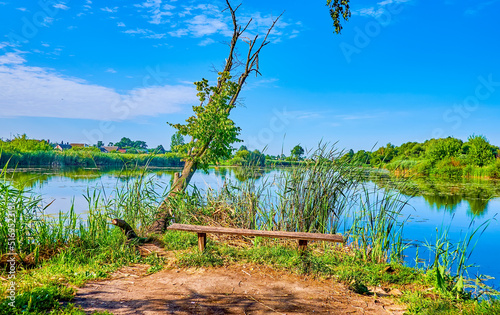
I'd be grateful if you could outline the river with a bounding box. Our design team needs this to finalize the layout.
[5,166,500,290]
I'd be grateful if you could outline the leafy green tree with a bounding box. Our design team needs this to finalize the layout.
[145,0,352,234]
[97,140,104,148]
[339,149,354,163]
[291,145,305,159]
[170,132,185,152]
[352,150,371,165]
[248,149,266,166]
[0,134,52,152]
[133,140,147,149]
[370,143,397,165]
[232,149,250,165]
[115,137,133,148]
[154,145,166,154]
[165,2,282,195]
[466,135,495,167]
[114,137,147,149]
[425,137,463,163]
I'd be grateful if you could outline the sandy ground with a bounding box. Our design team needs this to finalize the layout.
[74,262,406,315]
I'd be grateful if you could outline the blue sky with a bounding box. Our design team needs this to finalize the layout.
[1,0,500,155]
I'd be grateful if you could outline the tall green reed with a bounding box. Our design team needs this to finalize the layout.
[271,144,362,233]
[347,186,411,263]
[424,215,496,298]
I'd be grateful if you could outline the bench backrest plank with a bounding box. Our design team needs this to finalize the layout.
[167,223,344,243]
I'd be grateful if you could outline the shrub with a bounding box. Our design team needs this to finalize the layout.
[433,158,463,178]
[413,160,433,176]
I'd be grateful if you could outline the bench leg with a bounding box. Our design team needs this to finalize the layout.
[298,239,308,252]
[198,233,207,252]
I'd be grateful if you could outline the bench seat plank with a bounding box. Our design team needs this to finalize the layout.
[167,223,344,243]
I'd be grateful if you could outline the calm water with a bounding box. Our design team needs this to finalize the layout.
[6,166,500,289]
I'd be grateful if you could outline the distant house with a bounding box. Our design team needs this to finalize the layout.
[117,148,127,153]
[101,146,119,153]
[69,143,87,148]
[55,144,72,151]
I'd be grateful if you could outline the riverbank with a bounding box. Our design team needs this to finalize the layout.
[0,150,183,168]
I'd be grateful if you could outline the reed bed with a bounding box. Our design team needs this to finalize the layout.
[0,150,182,168]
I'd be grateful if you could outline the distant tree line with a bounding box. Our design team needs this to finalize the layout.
[342,135,500,178]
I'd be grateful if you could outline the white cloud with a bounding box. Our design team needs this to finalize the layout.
[119,2,301,43]
[124,28,148,35]
[353,0,411,18]
[53,3,70,10]
[106,68,117,73]
[135,0,175,24]
[145,33,166,39]
[123,28,166,39]
[0,42,13,50]
[198,38,215,46]
[356,7,385,18]
[0,52,26,65]
[377,0,411,5]
[101,7,118,13]
[42,17,55,26]
[135,0,176,24]
[0,54,197,120]
[117,22,126,27]
[16,7,27,12]
[168,28,188,37]
[187,14,231,37]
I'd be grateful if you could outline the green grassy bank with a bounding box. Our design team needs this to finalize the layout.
[0,150,183,168]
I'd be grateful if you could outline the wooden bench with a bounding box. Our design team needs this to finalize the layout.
[167,223,345,252]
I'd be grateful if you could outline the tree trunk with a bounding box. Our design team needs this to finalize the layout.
[148,160,198,234]
[111,219,138,240]
[170,160,198,194]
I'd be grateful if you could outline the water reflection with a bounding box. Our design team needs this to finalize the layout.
[5,166,500,218]
[4,166,180,189]
[370,173,500,217]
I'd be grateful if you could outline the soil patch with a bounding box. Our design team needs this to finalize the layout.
[75,263,406,314]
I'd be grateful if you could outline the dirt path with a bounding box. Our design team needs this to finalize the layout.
[74,263,406,314]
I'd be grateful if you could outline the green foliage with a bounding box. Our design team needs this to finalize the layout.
[0,134,52,153]
[326,0,351,34]
[432,158,463,178]
[230,149,266,167]
[411,160,432,176]
[69,146,100,153]
[291,145,305,159]
[351,150,371,165]
[466,135,495,167]
[349,135,500,179]
[114,137,148,149]
[170,131,185,152]
[370,143,398,166]
[0,151,182,168]
[170,71,242,170]
[425,137,463,163]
